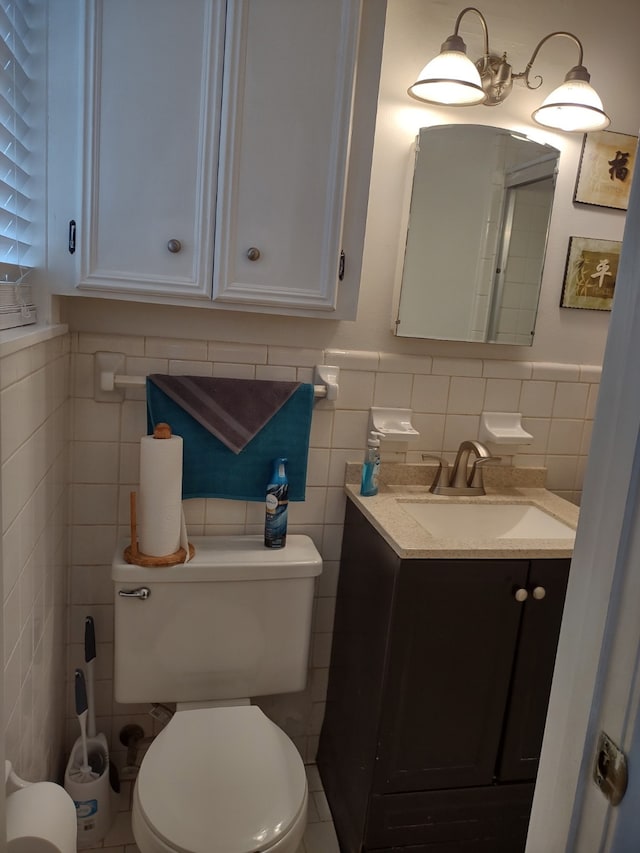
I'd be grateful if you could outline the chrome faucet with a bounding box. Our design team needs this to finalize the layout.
[422,440,499,496]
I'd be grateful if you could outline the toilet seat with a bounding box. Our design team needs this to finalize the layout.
[133,705,307,853]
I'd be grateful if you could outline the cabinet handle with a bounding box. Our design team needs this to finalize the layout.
[514,588,529,602]
[532,586,546,600]
[167,239,182,253]
[246,247,261,261]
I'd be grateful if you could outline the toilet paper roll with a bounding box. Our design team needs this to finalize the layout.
[7,781,77,852]
[138,432,184,557]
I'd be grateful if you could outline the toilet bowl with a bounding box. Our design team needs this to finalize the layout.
[131,704,307,853]
[112,535,322,853]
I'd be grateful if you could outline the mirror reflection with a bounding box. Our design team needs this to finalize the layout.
[395,125,559,345]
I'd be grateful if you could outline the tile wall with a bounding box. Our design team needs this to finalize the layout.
[1,332,70,780]
[67,331,600,767]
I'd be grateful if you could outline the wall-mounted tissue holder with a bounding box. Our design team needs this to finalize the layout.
[94,352,340,404]
[479,412,533,445]
[368,407,420,439]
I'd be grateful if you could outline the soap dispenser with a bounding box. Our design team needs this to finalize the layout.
[360,431,384,497]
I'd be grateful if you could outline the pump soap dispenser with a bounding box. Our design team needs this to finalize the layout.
[360,431,384,497]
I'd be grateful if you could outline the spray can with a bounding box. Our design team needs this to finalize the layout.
[265,457,289,548]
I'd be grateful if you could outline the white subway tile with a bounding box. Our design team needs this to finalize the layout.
[552,382,589,419]
[442,414,480,451]
[72,484,119,526]
[168,359,213,376]
[70,565,114,606]
[73,399,121,442]
[545,455,579,492]
[374,372,413,408]
[483,378,522,411]
[125,356,168,381]
[547,420,584,455]
[520,418,551,454]
[332,411,369,450]
[70,525,118,566]
[581,420,594,456]
[268,346,324,367]
[208,341,268,364]
[77,333,144,357]
[309,410,334,449]
[120,400,146,443]
[321,524,344,562]
[448,377,486,415]
[72,353,95,398]
[336,370,375,410]
[580,365,602,383]
[145,337,207,361]
[289,488,327,525]
[212,362,255,379]
[532,362,580,381]
[119,442,140,486]
[306,448,330,486]
[432,357,482,377]
[324,488,346,524]
[205,499,247,525]
[378,352,432,374]
[255,364,297,381]
[482,360,532,379]
[411,375,450,413]
[323,349,379,371]
[586,384,600,420]
[73,441,120,484]
[411,413,446,451]
[520,381,556,418]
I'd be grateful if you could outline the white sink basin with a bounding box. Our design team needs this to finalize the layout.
[399,502,576,541]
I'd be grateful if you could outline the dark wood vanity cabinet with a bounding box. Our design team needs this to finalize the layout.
[317,500,570,853]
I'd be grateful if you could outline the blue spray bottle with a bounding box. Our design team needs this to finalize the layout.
[264,457,289,548]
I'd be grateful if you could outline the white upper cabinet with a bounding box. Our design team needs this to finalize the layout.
[72,0,385,318]
[80,0,225,298]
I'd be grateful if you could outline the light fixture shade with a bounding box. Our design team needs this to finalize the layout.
[408,50,486,106]
[532,78,610,132]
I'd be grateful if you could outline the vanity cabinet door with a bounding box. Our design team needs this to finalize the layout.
[496,559,570,781]
[79,0,225,298]
[374,559,529,793]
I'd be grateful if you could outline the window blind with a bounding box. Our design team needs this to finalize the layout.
[0,0,31,274]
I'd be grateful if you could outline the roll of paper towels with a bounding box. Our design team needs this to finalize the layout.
[138,426,184,557]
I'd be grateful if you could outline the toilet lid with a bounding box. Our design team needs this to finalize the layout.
[135,706,307,853]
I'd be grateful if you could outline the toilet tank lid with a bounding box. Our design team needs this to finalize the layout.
[112,534,322,582]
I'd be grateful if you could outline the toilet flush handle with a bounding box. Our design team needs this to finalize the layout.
[118,587,150,600]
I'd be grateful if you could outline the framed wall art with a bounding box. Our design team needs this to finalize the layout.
[574,130,638,210]
[560,236,622,311]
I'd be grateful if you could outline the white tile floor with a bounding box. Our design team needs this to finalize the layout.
[79,764,339,853]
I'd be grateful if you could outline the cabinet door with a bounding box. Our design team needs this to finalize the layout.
[496,559,570,781]
[80,0,225,297]
[375,560,528,793]
[213,0,363,314]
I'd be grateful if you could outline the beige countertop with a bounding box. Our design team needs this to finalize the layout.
[344,466,579,560]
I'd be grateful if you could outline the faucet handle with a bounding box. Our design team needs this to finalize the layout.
[469,456,502,489]
[421,454,450,491]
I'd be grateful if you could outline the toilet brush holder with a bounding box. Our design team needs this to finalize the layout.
[64,738,113,848]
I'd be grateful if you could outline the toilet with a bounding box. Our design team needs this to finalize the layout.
[112,534,322,853]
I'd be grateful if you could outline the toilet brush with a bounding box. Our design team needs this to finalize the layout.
[84,616,97,739]
[69,669,99,783]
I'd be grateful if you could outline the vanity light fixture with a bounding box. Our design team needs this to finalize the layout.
[407,6,610,132]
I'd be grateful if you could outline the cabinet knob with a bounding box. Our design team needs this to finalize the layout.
[532,586,546,600]
[246,247,261,261]
[514,588,529,602]
[167,239,182,254]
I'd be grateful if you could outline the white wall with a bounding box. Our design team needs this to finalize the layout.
[61,0,640,366]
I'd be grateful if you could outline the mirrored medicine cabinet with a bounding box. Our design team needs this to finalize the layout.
[394,125,560,345]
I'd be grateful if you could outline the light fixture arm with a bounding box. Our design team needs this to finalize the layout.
[515,31,586,91]
[446,6,491,72]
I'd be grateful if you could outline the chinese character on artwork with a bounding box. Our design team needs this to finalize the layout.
[561,237,622,312]
[608,150,630,182]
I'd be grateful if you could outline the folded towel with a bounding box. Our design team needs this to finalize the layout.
[148,374,301,454]
[146,377,314,502]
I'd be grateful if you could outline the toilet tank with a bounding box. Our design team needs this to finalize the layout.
[112,535,322,704]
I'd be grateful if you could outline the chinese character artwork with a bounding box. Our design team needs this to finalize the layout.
[574,130,638,210]
[561,237,622,311]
